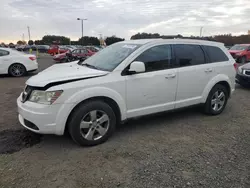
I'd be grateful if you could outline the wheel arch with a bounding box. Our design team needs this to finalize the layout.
[64,96,122,135]
[202,75,233,103]
[8,62,27,75]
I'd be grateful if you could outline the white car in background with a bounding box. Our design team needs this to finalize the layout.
[0,47,38,77]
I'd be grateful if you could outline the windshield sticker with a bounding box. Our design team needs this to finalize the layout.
[122,44,137,49]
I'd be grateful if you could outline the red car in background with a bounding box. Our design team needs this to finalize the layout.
[48,45,69,56]
[229,44,250,64]
[53,48,96,63]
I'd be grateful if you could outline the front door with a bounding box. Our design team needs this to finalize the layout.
[125,44,178,118]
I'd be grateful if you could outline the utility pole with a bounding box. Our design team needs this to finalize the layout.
[27,26,31,41]
[200,27,203,37]
[22,33,25,41]
[77,18,87,45]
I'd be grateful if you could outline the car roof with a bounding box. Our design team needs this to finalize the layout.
[120,38,224,46]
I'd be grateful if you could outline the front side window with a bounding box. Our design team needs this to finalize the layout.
[203,45,229,63]
[135,44,174,72]
[174,44,205,67]
[0,49,9,56]
[82,43,142,71]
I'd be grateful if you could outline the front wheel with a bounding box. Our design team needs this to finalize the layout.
[68,101,116,146]
[204,84,228,115]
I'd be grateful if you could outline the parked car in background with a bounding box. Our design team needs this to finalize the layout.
[16,45,25,51]
[48,45,70,55]
[17,39,236,146]
[53,52,68,63]
[229,44,250,64]
[0,47,38,77]
[53,48,96,63]
[236,63,250,87]
[36,45,50,53]
[22,45,31,52]
[85,46,100,52]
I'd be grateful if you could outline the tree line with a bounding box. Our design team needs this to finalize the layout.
[15,35,125,46]
[8,33,250,47]
[130,33,250,46]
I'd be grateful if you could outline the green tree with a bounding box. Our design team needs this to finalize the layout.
[42,35,70,45]
[34,40,45,45]
[28,40,34,45]
[105,36,124,45]
[78,36,100,46]
[17,40,24,45]
[130,32,161,40]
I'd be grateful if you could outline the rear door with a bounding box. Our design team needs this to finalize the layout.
[173,44,216,108]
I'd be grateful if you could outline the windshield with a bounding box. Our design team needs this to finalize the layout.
[230,45,248,51]
[81,43,141,71]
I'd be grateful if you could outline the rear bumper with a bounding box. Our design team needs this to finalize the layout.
[26,61,38,71]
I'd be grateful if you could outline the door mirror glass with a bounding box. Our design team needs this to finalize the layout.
[129,61,145,74]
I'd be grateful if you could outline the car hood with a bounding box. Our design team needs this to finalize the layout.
[229,50,243,53]
[26,62,109,87]
[241,63,250,70]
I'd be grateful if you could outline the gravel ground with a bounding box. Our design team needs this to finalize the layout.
[0,57,250,188]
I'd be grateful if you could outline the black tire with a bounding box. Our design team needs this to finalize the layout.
[68,100,116,146]
[8,63,27,77]
[204,84,228,115]
[239,56,246,64]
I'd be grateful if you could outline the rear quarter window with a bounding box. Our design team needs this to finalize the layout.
[203,45,229,63]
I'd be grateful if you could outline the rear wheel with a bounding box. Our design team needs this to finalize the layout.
[204,84,228,115]
[8,63,27,77]
[68,100,116,146]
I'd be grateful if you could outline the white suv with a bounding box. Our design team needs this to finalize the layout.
[17,39,236,146]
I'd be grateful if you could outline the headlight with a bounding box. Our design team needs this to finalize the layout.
[29,90,63,104]
[238,66,243,74]
[236,52,242,56]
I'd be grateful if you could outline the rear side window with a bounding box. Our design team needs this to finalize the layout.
[203,45,229,63]
[0,49,9,56]
[135,44,174,72]
[173,44,205,67]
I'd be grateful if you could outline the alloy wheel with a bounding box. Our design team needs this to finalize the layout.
[10,64,25,76]
[80,110,110,141]
[211,90,225,112]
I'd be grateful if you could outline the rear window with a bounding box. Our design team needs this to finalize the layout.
[203,45,229,63]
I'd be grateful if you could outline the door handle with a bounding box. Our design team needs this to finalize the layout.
[165,73,176,79]
[204,68,213,73]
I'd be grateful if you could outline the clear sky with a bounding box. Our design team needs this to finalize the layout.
[1,0,250,43]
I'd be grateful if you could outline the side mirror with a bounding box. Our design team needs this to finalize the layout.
[128,61,145,74]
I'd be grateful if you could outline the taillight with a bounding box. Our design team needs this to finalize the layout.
[233,63,238,71]
[29,56,36,61]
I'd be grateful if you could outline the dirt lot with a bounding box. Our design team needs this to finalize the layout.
[0,56,250,188]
